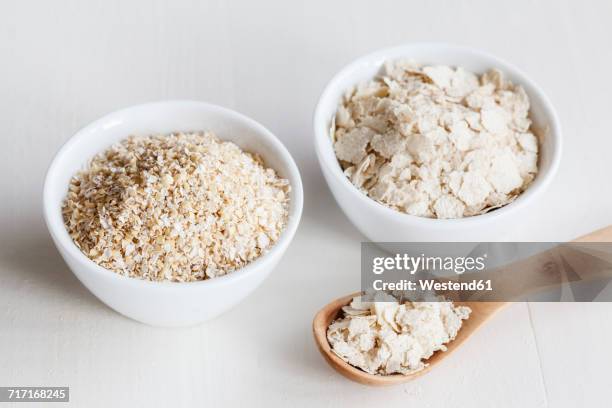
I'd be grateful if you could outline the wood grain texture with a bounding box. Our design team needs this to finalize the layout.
[0,0,611,406]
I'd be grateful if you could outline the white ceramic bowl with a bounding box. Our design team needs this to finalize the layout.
[44,101,303,327]
[314,43,562,243]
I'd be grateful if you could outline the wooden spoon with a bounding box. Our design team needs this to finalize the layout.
[312,226,612,386]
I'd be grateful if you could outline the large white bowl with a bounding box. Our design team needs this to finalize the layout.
[314,44,562,243]
[44,101,303,327]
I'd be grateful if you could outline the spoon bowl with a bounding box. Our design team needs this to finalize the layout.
[312,293,506,386]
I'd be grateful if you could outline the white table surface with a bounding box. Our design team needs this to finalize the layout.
[1,0,612,406]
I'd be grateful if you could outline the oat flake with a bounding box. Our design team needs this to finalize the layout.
[327,294,471,375]
[62,131,290,282]
[333,60,539,218]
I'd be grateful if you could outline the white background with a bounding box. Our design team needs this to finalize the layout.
[1,0,612,406]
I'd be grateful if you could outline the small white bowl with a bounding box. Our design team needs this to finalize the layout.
[44,101,303,327]
[314,43,562,243]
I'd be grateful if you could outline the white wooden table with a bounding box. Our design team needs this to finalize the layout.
[1,0,611,406]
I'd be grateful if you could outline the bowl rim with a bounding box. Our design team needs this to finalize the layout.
[43,100,304,288]
[313,42,562,227]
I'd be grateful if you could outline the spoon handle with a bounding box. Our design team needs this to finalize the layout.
[451,226,612,301]
[575,225,612,242]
